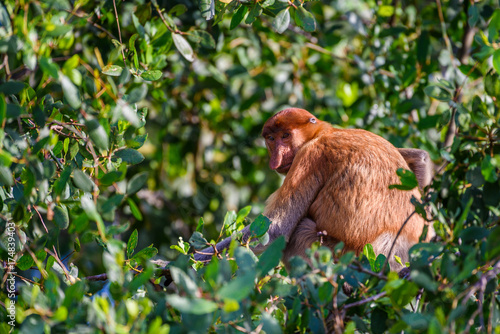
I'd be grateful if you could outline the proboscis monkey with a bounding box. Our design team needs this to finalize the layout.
[194,108,434,270]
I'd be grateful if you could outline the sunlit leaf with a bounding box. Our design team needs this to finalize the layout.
[102,65,123,76]
[141,70,162,81]
[272,8,290,34]
[172,33,194,62]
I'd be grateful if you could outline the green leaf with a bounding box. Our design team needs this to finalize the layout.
[40,57,60,79]
[53,166,72,196]
[453,197,473,236]
[272,8,290,34]
[389,168,419,190]
[0,81,25,95]
[295,6,317,32]
[170,266,199,296]
[488,9,500,42]
[72,169,95,193]
[249,214,271,238]
[192,30,216,49]
[378,5,394,17]
[484,70,500,99]
[245,4,262,24]
[493,49,500,75]
[102,65,123,76]
[0,94,6,124]
[196,217,204,232]
[69,214,88,233]
[402,313,430,331]
[53,205,69,229]
[481,155,498,183]
[363,243,377,268]
[199,0,215,20]
[189,231,209,249]
[137,107,148,128]
[0,166,13,186]
[216,271,255,301]
[101,194,125,213]
[223,210,237,234]
[132,246,158,262]
[384,278,420,309]
[127,198,143,220]
[424,85,452,102]
[60,74,81,109]
[81,195,101,222]
[166,295,218,315]
[129,34,139,69]
[169,4,187,16]
[235,205,252,227]
[127,172,148,195]
[141,70,162,81]
[172,33,194,62]
[371,308,389,334]
[74,237,81,252]
[468,4,479,27]
[86,119,109,151]
[257,236,285,276]
[113,148,145,165]
[128,266,153,291]
[17,253,35,271]
[230,5,248,30]
[127,229,139,258]
[63,54,80,71]
[261,313,283,334]
[100,171,123,186]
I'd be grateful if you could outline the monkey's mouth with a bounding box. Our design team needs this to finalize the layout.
[276,163,292,174]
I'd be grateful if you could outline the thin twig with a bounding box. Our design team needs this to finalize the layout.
[343,291,387,310]
[45,248,71,282]
[112,0,127,65]
[381,211,416,273]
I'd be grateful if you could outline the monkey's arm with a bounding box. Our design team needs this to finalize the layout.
[398,148,434,190]
[194,144,324,262]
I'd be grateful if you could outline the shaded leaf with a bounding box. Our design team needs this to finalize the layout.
[72,169,95,193]
[86,119,109,151]
[127,172,148,195]
[166,295,218,315]
[389,168,419,190]
[53,205,69,229]
[230,5,248,30]
[295,6,316,32]
[249,214,271,238]
[127,229,139,258]
[113,148,145,165]
[60,75,81,109]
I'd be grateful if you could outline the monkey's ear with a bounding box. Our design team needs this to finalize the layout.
[398,148,434,190]
[309,118,317,123]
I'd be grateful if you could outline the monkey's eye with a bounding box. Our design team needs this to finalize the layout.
[282,133,290,139]
[267,135,274,141]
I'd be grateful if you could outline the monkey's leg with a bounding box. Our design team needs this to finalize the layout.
[282,218,339,269]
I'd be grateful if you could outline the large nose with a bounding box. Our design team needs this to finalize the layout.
[269,144,286,170]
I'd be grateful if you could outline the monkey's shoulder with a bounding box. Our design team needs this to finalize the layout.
[314,128,399,154]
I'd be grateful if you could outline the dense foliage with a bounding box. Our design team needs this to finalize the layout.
[0,0,499,332]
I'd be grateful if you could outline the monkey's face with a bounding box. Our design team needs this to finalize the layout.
[262,108,319,175]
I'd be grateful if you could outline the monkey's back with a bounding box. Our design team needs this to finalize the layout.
[306,128,427,254]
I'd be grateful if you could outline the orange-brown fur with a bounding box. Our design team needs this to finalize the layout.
[195,108,433,270]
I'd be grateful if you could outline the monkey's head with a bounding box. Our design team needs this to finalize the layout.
[262,108,323,174]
